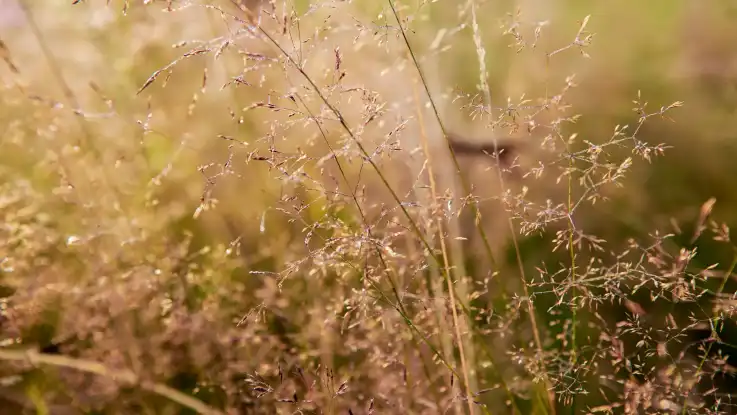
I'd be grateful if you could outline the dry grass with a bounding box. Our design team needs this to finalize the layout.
[1,0,737,414]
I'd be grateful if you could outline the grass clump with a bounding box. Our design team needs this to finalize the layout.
[1,1,737,414]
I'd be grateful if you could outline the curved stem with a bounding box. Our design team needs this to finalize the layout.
[0,349,223,415]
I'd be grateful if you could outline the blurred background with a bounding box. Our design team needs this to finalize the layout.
[1,0,737,413]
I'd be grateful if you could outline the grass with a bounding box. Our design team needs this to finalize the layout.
[1,0,737,414]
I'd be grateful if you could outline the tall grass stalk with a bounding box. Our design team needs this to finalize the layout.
[226,3,478,399]
[467,1,555,413]
[0,349,224,415]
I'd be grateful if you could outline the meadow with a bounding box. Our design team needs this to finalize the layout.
[1,0,737,414]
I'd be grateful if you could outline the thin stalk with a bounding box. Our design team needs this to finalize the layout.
[386,0,499,273]
[413,79,473,415]
[225,0,474,357]
[198,4,534,412]
[256,23,444,271]
[16,2,114,191]
[567,137,577,415]
[385,2,497,413]
[0,349,223,415]
[17,0,133,237]
[388,0,552,411]
[293,92,467,395]
[680,251,737,414]
[220,3,488,405]
[468,1,553,409]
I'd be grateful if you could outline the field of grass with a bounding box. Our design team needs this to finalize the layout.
[2,0,737,414]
